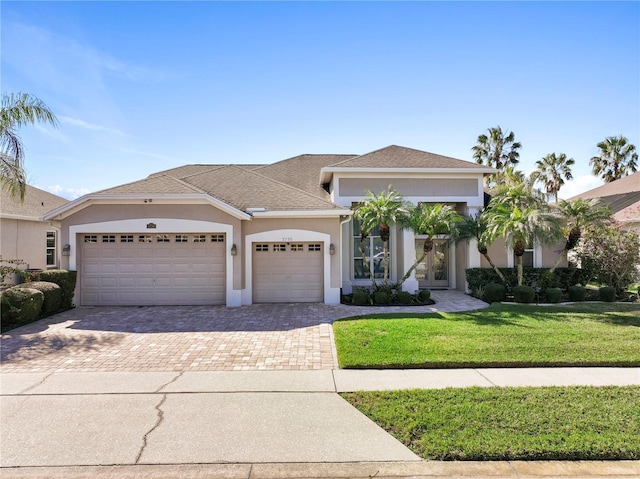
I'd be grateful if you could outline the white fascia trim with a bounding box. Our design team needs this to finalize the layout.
[44,194,251,221]
[320,167,497,183]
[243,229,339,306]
[0,214,42,222]
[251,210,352,218]
[69,218,241,307]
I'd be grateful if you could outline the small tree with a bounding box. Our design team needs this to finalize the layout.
[575,222,640,295]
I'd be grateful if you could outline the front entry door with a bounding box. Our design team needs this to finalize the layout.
[415,239,449,288]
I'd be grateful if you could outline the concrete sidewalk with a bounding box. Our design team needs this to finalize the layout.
[1,368,639,478]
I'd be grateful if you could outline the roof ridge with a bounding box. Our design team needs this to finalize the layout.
[326,145,400,167]
[95,173,207,195]
[252,153,358,172]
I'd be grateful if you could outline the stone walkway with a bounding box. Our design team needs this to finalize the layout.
[0,291,486,373]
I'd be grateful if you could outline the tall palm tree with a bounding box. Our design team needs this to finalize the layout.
[353,187,410,286]
[397,203,462,287]
[549,198,613,273]
[490,178,546,211]
[530,153,575,202]
[1,92,58,201]
[590,135,638,183]
[472,126,522,186]
[452,210,505,283]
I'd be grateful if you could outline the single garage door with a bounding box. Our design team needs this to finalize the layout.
[80,233,226,306]
[253,242,324,303]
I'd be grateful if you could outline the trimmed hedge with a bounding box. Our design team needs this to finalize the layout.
[568,285,587,302]
[599,287,616,303]
[26,281,62,315]
[466,267,587,291]
[396,291,413,304]
[1,287,44,325]
[352,290,370,306]
[484,283,506,303]
[374,291,390,305]
[513,285,535,304]
[417,290,431,303]
[544,287,563,304]
[38,270,77,310]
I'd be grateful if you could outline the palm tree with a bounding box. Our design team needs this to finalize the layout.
[1,92,58,201]
[353,187,410,286]
[485,205,561,286]
[452,210,505,283]
[530,153,575,202]
[472,126,522,186]
[549,198,613,273]
[490,178,546,211]
[590,135,638,183]
[397,203,462,287]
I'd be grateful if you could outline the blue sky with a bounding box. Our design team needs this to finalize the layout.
[2,1,638,200]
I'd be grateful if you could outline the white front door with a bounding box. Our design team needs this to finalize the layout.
[415,239,449,288]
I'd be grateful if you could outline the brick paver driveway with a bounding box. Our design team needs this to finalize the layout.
[1,291,486,373]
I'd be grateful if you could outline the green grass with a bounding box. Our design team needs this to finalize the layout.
[333,302,640,368]
[343,386,640,461]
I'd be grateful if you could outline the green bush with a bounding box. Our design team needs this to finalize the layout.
[374,291,390,305]
[1,287,44,325]
[26,281,62,315]
[466,267,587,291]
[544,287,563,304]
[417,290,431,303]
[38,270,77,310]
[513,285,535,304]
[568,285,587,302]
[483,283,506,303]
[599,286,616,303]
[352,291,370,306]
[396,291,413,304]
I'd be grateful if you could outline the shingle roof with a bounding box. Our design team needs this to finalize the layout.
[570,172,640,200]
[253,154,357,199]
[180,166,345,211]
[327,145,492,170]
[96,174,207,195]
[1,185,68,218]
[569,172,640,222]
[149,164,265,179]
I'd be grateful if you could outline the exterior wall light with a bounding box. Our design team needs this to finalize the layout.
[62,244,71,256]
[230,244,237,256]
[329,243,335,255]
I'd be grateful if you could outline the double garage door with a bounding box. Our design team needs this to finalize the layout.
[80,233,226,306]
[253,242,323,303]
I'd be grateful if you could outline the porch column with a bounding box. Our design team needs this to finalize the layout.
[466,207,482,293]
[402,229,419,292]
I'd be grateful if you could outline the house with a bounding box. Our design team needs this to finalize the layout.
[43,145,562,307]
[569,171,640,233]
[1,185,68,284]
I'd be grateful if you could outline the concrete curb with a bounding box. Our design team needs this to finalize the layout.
[1,461,639,478]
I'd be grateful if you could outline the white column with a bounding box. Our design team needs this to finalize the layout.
[402,229,419,292]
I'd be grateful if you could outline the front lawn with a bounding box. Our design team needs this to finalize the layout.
[343,386,640,461]
[333,303,640,368]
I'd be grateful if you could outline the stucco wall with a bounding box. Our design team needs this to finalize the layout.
[1,218,60,279]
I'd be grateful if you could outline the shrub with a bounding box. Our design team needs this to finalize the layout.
[568,285,587,302]
[465,267,587,292]
[417,290,431,303]
[599,286,616,303]
[38,270,77,310]
[483,283,506,303]
[544,287,563,304]
[352,291,370,306]
[513,285,535,304]
[26,281,62,315]
[378,285,393,295]
[0,287,44,325]
[373,291,390,305]
[396,291,413,304]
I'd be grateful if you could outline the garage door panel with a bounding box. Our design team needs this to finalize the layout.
[81,233,226,306]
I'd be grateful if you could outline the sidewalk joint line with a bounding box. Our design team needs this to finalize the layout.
[135,393,167,464]
[507,460,522,479]
[474,368,498,387]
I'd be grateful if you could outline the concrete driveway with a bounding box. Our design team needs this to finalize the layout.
[0,291,487,373]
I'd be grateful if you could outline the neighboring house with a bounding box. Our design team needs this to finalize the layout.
[1,185,68,283]
[569,171,640,233]
[44,145,561,307]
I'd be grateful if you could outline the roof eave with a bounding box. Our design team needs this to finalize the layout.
[319,166,498,184]
[43,194,251,221]
[250,209,352,218]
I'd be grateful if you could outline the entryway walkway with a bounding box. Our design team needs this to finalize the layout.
[0,290,486,373]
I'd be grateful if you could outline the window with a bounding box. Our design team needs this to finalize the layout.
[84,235,97,243]
[255,244,269,252]
[308,244,321,252]
[352,219,388,279]
[156,234,170,243]
[513,242,535,267]
[193,234,207,243]
[211,234,225,242]
[273,244,286,252]
[120,235,134,243]
[175,234,188,243]
[46,231,56,267]
[138,235,153,243]
[291,244,304,252]
[102,235,116,243]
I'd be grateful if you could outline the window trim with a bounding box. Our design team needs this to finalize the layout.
[46,231,57,268]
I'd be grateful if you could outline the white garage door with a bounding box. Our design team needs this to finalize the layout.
[253,242,324,303]
[80,233,226,306]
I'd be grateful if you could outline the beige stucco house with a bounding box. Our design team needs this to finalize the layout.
[43,145,561,307]
[1,185,68,283]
